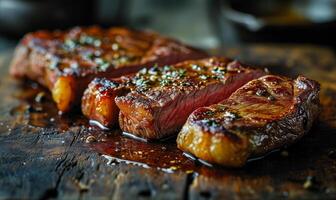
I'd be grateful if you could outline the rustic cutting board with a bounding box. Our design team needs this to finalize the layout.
[0,45,336,200]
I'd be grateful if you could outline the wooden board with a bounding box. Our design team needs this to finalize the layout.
[0,45,336,200]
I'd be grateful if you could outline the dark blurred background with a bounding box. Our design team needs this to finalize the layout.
[0,0,336,52]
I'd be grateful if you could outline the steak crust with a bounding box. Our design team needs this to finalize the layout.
[177,75,320,167]
[82,57,266,139]
[10,26,207,112]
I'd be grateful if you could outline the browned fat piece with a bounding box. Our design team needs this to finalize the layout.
[10,26,207,112]
[82,57,266,139]
[177,75,320,167]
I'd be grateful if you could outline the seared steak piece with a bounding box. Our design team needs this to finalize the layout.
[82,75,133,127]
[177,75,320,167]
[10,26,207,112]
[82,57,266,139]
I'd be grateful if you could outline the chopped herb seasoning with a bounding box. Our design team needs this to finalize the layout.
[199,74,208,80]
[119,56,130,64]
[94,58,110,72]
[63,35,102,51]
[99,79,119,89]
[149,75,158,82]
[160,79,172,86]
[171,71,179,78]
[166,69,186,78]
[133,77,150,92]
[64,39,77,50]
[120,62,230,90]
[49,58,59,69]
[84,52,95,60]
[191,64,202,71]
[94,58,103,64]
[201,119,219,127]
[111,43,119,50]
[99,62,110,71]
[70,62,79,69]
[79,35,101,47]
[163,65,171,71]
[204,110,214,116]
[210,75,222,80]
[148,66,159,75]
[223,111,240,120]
[178,69,186,77]
[134,77,150,88]
[139,68,148,75]
[211,66,227,74]
[161,74,169,79]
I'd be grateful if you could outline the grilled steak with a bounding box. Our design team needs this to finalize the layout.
[10,26,207,112]
[82,75,133,127]
[82,57,266,139]
[177,75,320,167]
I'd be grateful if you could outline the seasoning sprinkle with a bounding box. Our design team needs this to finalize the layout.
[199,74,208,80]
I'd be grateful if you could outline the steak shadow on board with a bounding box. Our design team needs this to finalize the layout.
[82,57,267,140]
[177,75,320,167]
[10,26,207,113]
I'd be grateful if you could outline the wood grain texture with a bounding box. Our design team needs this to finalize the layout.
[1,45,336,200]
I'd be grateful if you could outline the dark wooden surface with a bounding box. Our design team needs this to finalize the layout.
[0,45,336,200]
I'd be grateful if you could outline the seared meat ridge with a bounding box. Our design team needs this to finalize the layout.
[10,26,207,112]
[177,75,320,167]
[82,57,266,139]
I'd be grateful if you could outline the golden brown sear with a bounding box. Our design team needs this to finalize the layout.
[177,75,320,167]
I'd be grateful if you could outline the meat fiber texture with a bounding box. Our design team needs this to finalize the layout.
[177,75,320,167]
[82,57,266,140]
[10,26,207,112]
